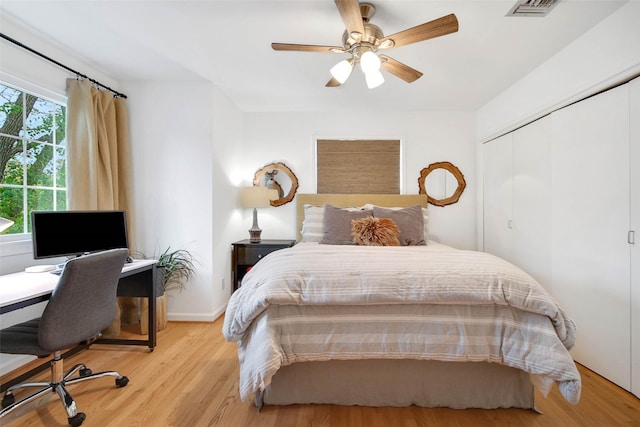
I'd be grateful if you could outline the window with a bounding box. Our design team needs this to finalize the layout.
[0,82,67,236]
[316,139,400,194]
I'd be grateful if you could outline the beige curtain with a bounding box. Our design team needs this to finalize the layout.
[65,79,137,335]
[65,79,135,249]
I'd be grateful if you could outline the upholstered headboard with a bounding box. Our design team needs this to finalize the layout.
[295,193,429,242]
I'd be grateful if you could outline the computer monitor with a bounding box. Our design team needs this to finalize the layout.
[31,210,129,259]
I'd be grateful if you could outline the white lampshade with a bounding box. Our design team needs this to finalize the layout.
[360,51,381,74]
[240,186,278,209]
[0,216,14,233]
[330,59,354,84]
[240,186,278,243]
[365,70,385,89]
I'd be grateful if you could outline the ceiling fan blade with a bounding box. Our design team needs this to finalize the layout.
[272,43,345,53]
[334,0,365,38]
[379,14,458,49]
[379,55,423,83]
[325,77,342,87]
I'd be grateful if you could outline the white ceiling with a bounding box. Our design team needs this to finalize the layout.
[0,0,629,112]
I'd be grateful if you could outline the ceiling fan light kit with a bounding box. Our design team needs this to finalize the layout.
[272,0,458,89]
[359,50,381,73]
[330,58,354,83]
[365,70,384,89]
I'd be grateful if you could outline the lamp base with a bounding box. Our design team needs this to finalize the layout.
[248,228,262,243]
[249,208,262,243]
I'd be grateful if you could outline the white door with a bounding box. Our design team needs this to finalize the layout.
[512,116,552,292]
[482,133,513,261]
[630,77,640,398]
[551,85,631,390]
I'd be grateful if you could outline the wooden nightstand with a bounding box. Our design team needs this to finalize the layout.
[231,239,295,292]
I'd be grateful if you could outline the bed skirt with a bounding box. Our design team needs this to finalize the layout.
[257,359,536,409]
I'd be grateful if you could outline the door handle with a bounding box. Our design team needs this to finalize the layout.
[629,230,636,245]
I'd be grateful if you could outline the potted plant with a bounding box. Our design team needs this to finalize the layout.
[139,247,196,334]
[156,247,196,293]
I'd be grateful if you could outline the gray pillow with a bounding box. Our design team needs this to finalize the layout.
[372,205,426,246]
[320,205,373,245]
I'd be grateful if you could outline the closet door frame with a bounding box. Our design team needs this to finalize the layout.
[630,77,639,398]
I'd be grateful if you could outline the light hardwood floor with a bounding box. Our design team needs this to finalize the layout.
[1,317,639,426]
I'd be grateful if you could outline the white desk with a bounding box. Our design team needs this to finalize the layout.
[0,269,58,313]
[0,259,158,392]
[0,259,157,314]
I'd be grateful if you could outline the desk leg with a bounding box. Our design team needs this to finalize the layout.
[148,292,157,351]
[94,294,156,350]
[94,264,157,351]
[148,265,157,350]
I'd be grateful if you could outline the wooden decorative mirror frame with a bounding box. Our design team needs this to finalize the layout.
[418,161,466,207]
[253,162,299,207]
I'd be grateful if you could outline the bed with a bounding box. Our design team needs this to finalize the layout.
[222,194,581,410]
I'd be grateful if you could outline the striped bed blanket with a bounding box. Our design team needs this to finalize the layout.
[222,242,581,404]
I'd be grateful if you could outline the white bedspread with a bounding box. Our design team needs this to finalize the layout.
[223,242,581,404]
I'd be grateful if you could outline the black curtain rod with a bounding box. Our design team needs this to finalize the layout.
[0,32,127,99]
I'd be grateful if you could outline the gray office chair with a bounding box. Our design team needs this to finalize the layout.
[0,248,130,426]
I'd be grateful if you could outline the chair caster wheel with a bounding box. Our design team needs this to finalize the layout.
[2,393,15,408]
[68,412,86,426]
[116,376,129,387]
[79,368,92,377]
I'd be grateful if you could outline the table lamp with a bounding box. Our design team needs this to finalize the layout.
[240,186,278,243]
[0,216,14,233]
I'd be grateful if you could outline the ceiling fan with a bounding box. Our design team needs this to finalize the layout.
[271,0,458,89]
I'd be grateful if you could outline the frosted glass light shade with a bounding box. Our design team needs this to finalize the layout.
[360,51,381,74]
[365,70,385,89]
[330,59,354,84]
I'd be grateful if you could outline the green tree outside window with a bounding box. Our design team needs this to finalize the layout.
[0,83,66,235]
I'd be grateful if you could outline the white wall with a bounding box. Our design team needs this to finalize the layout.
[123,80,245,321]
[241,111,477,250]
[210,85,245,317]
[0,17,119,105]
[476,1,640,142]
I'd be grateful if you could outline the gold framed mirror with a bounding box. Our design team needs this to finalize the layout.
[253,162,299,207]
[418,161,466,207]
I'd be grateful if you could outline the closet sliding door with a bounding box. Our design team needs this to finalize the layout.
[482,118,551,291]
[482,133,513,262]
[512,117,552,291]
[551,84,631,390]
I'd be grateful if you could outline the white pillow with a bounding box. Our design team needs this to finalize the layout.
[300,204,365,243]
[300,205,325,242]
[363,203,429,243]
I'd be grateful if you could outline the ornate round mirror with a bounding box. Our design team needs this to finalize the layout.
[418,161,466,207]
[253,162,299,207]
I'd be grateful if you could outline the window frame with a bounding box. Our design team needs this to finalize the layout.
[0,77,67,245]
